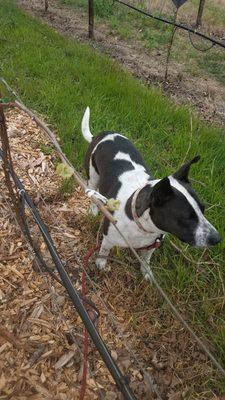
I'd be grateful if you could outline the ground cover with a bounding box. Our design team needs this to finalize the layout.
[0,0,225,396]
[56,0,225,83]
[0,108,118,399]
[17,0,225,126]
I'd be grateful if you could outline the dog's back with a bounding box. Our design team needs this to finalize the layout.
[82,107,152,198]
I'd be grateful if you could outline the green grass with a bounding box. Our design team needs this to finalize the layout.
[199,51,225,83]
[0,0,225,394]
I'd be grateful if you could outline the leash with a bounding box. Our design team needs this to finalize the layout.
[80,244,100,400]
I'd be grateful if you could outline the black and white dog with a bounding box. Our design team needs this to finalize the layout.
[82,107,221,279]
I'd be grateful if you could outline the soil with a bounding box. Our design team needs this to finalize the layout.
[16,0,225,128]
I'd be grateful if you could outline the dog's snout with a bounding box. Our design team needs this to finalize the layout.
[207,231,221,246]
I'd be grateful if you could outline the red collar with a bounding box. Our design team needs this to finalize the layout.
[138,236,163,251]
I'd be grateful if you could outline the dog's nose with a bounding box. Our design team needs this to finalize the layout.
[207,231,221,246]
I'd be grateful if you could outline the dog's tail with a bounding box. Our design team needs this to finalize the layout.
[81,107,93,143]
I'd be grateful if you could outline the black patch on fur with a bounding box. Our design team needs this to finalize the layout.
[173,155,200,182]
[93,133,151,196]
[150,177,173,207]
[85,132,152,189]
[150,184,199,245]
[84,131,110,179]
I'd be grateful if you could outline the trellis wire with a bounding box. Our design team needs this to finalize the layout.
[111,0,225,49]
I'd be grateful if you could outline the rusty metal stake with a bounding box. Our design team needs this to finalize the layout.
[164,7,178,82]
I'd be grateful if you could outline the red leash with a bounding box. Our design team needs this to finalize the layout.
[79,245,100,400]
[137,236,162,251]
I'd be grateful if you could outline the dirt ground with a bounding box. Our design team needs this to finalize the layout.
[0,109,222,398]
[16,0,225,128]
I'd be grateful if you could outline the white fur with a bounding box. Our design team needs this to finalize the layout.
[114,151,146,171]
[87,159,100,215]
[81,107,93,143]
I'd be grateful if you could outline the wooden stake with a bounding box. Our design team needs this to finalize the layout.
[44,0,49,12]
[0,95,20,209]
[88,0,94,39]
[196,0,205,28]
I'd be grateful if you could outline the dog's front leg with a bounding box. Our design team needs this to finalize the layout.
[139,248,155,281]
[96,236,112,270]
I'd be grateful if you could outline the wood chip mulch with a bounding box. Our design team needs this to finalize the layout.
[0,108,222,400]
[0,109,117,400]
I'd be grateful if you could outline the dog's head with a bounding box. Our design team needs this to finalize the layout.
[138,156,221,247]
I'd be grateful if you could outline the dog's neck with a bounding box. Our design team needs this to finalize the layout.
[126,180,165,235]
[137,208,165,235]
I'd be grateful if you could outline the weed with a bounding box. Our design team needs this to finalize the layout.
[199,50,225,83]
[83,212,103,236]
[109,16,133,39]
[95,0,114,18]
[39,142,54,155]
[141,25,172,50]
[59,176,76,198]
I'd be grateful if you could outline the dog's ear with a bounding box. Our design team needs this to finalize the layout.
[173,155,200,182]
[150,177,174,208]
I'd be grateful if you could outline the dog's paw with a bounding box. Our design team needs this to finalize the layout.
[96,257,107,270]
[89,203,99,216]
[141,265,153,282]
